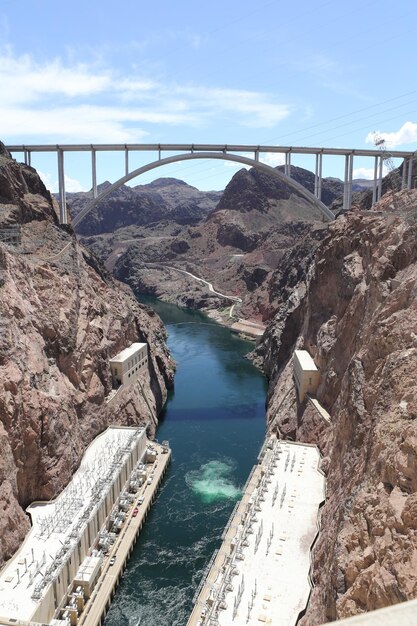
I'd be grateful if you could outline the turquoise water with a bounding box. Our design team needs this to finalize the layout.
[104,298,267,626]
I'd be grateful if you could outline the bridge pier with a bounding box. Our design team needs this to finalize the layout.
[24,149,31,167]
[284,152,291,177]
[343,154,354,211]
[401,157,407,190]
[407,156,413,189]
[125,147,129,177]
[57,149,67,225]
[377,155,383,202]
[92,149,97,199]
[348,152,354,209]
[372,156,378,205]
[314,153,323,201]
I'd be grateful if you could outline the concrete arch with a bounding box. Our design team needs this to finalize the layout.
[71,151,335,228]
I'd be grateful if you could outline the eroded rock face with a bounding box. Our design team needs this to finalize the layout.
[0,146,173,566]
[256,191,417,623]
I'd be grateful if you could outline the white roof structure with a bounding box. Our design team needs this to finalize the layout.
[294,349,318,371]
[109,342,146,364]
[0,426,144,623]
[189,438,325,626]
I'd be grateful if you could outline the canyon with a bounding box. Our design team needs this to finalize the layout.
[0,143,173,566]
[1,138,417,626]
[74,166,340,322]
[69,153,417,623]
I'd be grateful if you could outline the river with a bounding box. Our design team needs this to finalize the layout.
[104,298,267,626]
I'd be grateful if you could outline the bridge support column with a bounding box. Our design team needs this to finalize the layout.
[377,155,383,201]
[284,152,291,177]
[401,158,408,190]
[372,156,378,205]
[342,153,354,211]
[91,149,97,199]
[24,150,31,167]
[314,153,323,200]
[57,149,67,225]
[125,147,129,177]
[347,153,354,209]
[407,156,413,189]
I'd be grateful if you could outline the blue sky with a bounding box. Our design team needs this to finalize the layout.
[0,0,416,191]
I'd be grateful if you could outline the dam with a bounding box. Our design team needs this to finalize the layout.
[0,426,171,626]
[186,437,325,626]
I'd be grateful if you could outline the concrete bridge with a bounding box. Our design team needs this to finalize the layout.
[6,143,416,226]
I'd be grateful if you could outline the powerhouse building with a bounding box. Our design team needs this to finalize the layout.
[109,342,148,387]
[0,426,149,626]
[293,349,320,402]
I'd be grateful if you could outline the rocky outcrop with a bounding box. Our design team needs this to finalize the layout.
[69,178,222,236]
[84,166,332,322]
[0,144,173,566]
[256,189,417,623]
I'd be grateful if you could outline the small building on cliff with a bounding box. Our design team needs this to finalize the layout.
[109,342,148,387]
[293,349,320,402]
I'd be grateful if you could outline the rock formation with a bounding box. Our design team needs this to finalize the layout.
[79,165,333,322]
[0,143,173,566]
[69,178,222,236]
[256,188,417,622]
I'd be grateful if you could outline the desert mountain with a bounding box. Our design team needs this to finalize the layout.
[75,162,409,324]
[69,177,222,235]
[80,165,335,321]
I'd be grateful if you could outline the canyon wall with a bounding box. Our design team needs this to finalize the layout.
[0,144,173,566]
[256,190,417,623]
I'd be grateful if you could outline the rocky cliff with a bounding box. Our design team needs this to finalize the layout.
[256,188,417,623]
[0,144,173,566]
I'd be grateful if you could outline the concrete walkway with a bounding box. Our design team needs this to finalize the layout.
[78,445,171,626]
[307,396,331,423]
[323,599,417,626]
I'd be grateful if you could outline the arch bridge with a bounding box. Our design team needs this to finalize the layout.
[6,143,416,226]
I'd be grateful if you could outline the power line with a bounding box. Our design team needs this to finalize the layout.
[260,89,417,145]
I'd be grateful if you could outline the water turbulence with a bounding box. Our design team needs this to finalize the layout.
[104,297,266,626]
[186,459,242,504]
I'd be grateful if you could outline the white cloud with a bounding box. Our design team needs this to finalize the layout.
[38,170,55,191]
[366,122,417,148]
[0,52,111,105]
[0,103,195,142]
[64,175,86,193]
[260,153,285,167]
[353,166,388,180]
[0,49,293,142]
[224,161,251,170]
[223,151,286,170]
[175,86,290,128]
[38,171,86,193]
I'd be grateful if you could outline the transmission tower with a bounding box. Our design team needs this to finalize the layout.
[371,132,401,190]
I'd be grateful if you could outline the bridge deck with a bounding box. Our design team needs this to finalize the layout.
[5,143,415,158]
